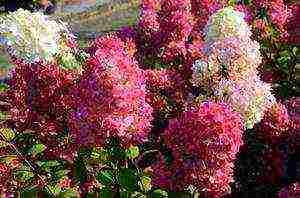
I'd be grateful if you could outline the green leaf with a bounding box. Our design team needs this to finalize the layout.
[126,146,140,159]
[132,192,147,198]
[0,140,9,148]
[20,187,39,198]
[91,147,109,163]
[74,156,88,183]
[96,169,114,186]
[47,184,61,196]
[28,143,46,156]
[15,166,35,182]
[151,189,168,198]
[118,168,138,192]
[228,0,237,6]
[37,160,61,172]
[99,187,113,198]
[0,155,18,163]
[111,146,126,160]
[0,128,15,142]
[0,83,9,92]
[59,189,78,198]
[243,0,252,5]
[54,170,70,181]
[0,111,10,121]
[120,190,132,198]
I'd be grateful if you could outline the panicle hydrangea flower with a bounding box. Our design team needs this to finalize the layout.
[192,38,261,86]
[145,68,187,116]
[3,57,78,163]
[0,163,12,192]
[138,9,161,39]
[268,0,291,31]
[248,0,292,41]
[69,35,153,147]
[138,0,193,64]
[213,77,276,129]
[0,9,74,63]
[258,102,291,143]
[285,97,300,131]
[190,0,228,36]
[288,3,300,45]
[152,101,244,196]
[204,7,252,43]
[116,27,138,57]
[7,59,76,122]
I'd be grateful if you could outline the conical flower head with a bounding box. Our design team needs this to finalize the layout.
[0,9,72,63]
[204,7,252,43]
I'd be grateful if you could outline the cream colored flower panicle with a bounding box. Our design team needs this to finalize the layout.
[204,7,252,43]
[0,9,70,63]
[213,77,276,129]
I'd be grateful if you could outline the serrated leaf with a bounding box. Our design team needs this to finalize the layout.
[0,128,15,142]
[28,143,46,156]
[151,189,168,198]
[118,168,138,192]
[15,166,34,182]
[126,146,140,159]
[96,169,114,186]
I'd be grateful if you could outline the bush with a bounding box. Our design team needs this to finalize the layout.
[0,1,298,197]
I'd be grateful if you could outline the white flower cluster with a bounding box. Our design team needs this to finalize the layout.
[192,7,277,129]
[0,9,70,63]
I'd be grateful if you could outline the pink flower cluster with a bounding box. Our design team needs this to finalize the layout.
[151,101,244,196]
[68,35,153,147]
[0,163,12,192]
[235,0,292,41]
[145,68,186,115]
[258,102,291,143]
[5,59,78,161]
[139,0,193,63]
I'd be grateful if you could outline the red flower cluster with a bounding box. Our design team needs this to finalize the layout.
[138,0,194,64]
[3,59,79,161]
[258,102,291,144]
[68,35,153,147]
[6,59,76,130]
[151,101,244,196]
[145,68,187,115]
[236,0,292,41]
[0,163,12,192]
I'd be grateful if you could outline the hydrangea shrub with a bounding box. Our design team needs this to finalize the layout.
[0,1,297,197]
